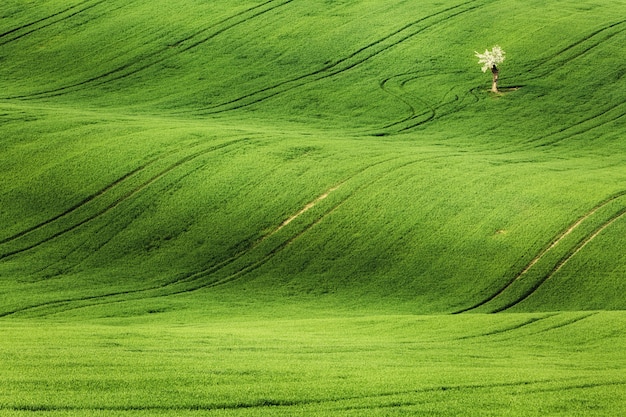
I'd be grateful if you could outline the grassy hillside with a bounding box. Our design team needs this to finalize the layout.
[1,0,625,315]
[0,0,625,414]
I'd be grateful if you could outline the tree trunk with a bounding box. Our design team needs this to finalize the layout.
[491,65,499,93]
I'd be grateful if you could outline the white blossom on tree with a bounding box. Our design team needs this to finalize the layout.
[475,46,505,92]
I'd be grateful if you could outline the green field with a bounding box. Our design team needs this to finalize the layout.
[0,0,625,415]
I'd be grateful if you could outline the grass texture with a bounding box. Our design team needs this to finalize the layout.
[0,0,625,414]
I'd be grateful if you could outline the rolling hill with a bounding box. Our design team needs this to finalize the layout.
[0,1,624,415]
[1,0,624,316]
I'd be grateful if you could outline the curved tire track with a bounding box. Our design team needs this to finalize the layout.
[510,21,626,148]
[456,314,555,340]
[0,154,448,317]
[184,0,488,116]
[375,70,481,135]
[3,379,614,412]
[454,191,626,314]
[0,164,148,245]
[512,20,626,82]
[377,72,436,131]
[0,0,108,46]
[494,206,626,312]
[0,138,248,261]
[3,0,295,100]
[526,101,626,148]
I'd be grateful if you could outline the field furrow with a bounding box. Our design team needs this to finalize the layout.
[456,192,626,313]
[190,0,487,115]
[2,0,294,100]
[0,138,248,261]
[0,0,107,46]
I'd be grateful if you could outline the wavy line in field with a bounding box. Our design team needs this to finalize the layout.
[0,0,107,46]
[0,138,248,261]
[377,72,436,130]
[531,312,598,335]
[499,20,626,148]
[0,144,179,251]
[188,0,487,115]
[0,126,206,245]
[0,157,384,316]
[454,191,626,314]
[275,185,342,232]
[456,315,555,340]
[3,0,294,100]
[396,90,469,133]
[333,380,626,413]
[30,215,120,278]
[0,154,450,317]
[511,20,626,82]
[525,100,626,148]
[166,184,354,290]
[0,159,387,317]
[5,379,618,412]
[161,152,459,290]
[183,199,351,294]
[526,380,626,395]
[494,206,626,312]
[5,0,486,111]
[461,313,599,343]
[374,69,483,135]
[0,165,148,245]
[475,20,626,151]
[168,154,436,290]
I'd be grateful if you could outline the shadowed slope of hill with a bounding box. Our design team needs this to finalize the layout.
[0,0,625,317]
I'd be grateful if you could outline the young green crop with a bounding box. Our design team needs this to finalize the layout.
[0,312,624,416]
[0,0,625,414]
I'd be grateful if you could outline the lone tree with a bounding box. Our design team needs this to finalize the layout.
[475,46,505,93]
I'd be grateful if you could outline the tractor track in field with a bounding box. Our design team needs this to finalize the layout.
[393,88,477,134]
[525,100,626,148]
[31,214,124,278]
[458,313,599,342]
[493,206,626,312]
[136,153,460,296]
[374,17,624,137]
[2,0,295,100]
[0,164,148,246]
[449,19,625,151]
[0,154,449,317]
[3,378,620,413]
[376,11,622,136]
[4,0,488,122]
[0,138,248,261]
[0,0,108,46]
[454,191,626,314]
[501,20,626,148]
[173,156,439,292]
[512,20,626,82]
[190,0,488,116]
[0,160,371,317]
[4,155,413,317]
[531,312,598,334]
[375,67,483,135]
[332,380,626,413]
[378,72,437,130]
[484,96,625,156]
[456,314,556,340]
[0,158,377,317]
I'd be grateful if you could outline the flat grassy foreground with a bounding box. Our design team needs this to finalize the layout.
[1,0,625,415]
[1,310,625,416]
